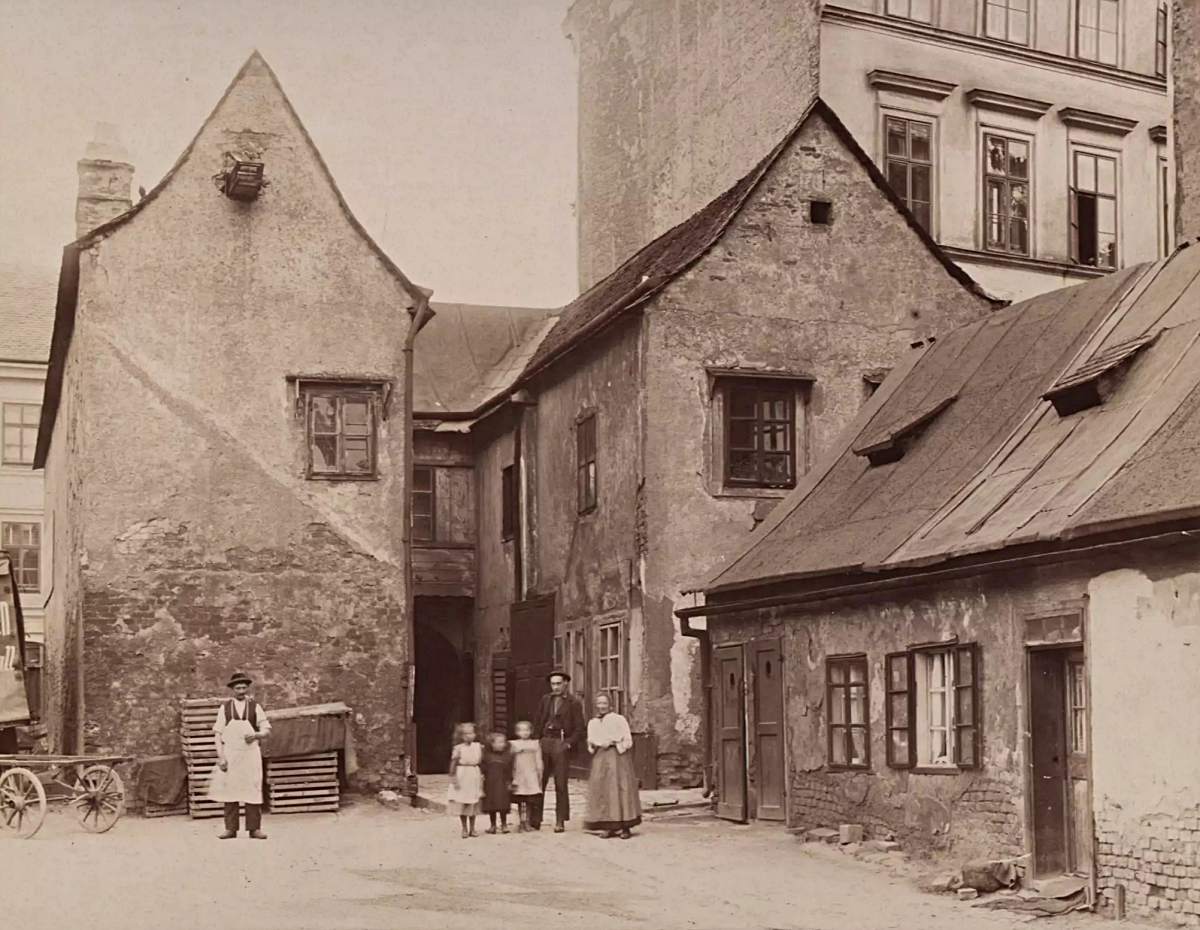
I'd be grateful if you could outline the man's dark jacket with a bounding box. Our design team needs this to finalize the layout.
[533,692,586,748]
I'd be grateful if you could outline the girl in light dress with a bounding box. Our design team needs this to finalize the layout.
[447,722,484,838]
[509,720,544,833]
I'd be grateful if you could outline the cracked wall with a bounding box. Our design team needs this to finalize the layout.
[42,55,412,787]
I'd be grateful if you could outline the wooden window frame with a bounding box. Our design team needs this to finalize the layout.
[412,465,435,543]
[983,132,1032,257]
[886,643,980,772]
[2,403,40,467]
[885,0,933,23]
[883,113,935,234]
[984,0,1030,46]
[1069,147,1119,270]
[1155,3,1168,78]
[1158,155,1172,259]
[303,385,380,480]
[826,654,870,771]
[1,522,40,593]
[576,413,598,515]
[500,464,517,542]
[722,379,798,490]
[1075,0,1120,66]
[596,620,625,715]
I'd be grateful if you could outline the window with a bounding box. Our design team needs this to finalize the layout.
[554,627,589,700]
[412,466,435,542]
[501,464,517,541]
[885,115,934,232]
[2,404,39,466]
[886,0,932,21]
[1159,156,1172,258]
[885,644,980,770]
[2,523,39,592]
[305,387,378,479]
[1076,0,1119,65]
[984,134,1031,255]
[576,413,597,514]
[1155,2,1168,78]
[597,621,625,714]
[723,379,797,489]
[1068,659,1087,753]
[827,655,870,769]
[1070,150,1118,269]
[809,200,833,225]
[985,0,1030,45]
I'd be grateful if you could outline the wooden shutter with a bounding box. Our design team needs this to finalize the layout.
[953,643,981,769]
[885,652,914,768]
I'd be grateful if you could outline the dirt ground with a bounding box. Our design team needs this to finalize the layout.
[5,801,1160,930]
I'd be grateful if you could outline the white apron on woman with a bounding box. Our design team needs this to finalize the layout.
[208,699,271,804]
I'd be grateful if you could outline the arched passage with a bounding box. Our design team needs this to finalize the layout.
[414,603,472,774]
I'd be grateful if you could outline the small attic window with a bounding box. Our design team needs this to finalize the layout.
[1042,331,1159,417]
[852,393,957,467]
[810,200,833,225]
[223,159,265,201]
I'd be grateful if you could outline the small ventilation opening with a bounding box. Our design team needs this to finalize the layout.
[809,200,833,225]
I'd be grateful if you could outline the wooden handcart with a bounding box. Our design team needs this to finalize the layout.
[0,754,130,839]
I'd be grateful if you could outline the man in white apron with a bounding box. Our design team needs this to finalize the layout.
[209,672,271,839]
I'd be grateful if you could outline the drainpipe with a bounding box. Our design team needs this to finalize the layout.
[401,290,436,791]
[679,611,714,798]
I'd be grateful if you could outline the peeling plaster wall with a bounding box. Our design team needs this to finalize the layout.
[566,0,822,289]
[43,56,412,787]
[1090,561,1200,924]
[643,111,994,786]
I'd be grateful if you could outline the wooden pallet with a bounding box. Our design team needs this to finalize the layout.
[182,698,224,819]
[143,800,188,818]
[266,752,339,814]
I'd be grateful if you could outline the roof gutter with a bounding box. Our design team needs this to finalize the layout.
[676,526,1200,620]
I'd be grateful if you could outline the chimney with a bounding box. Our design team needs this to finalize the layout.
[1174,0,1200,241]
[76,122,134,239]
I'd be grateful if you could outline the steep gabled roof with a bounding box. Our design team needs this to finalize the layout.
[413,303,556,416]
[0,263,57,364]
[703,240,1200,596]
[518,97,1002,385]
[33,52,430,469]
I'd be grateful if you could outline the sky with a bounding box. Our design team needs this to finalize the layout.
[0,0,578,307]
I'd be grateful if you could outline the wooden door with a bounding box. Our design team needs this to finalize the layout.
[1030,647,1090,876]
[1064,650,1091,875]
[752,640,785,821]
[715,644,747,823]
[510,596,554,728]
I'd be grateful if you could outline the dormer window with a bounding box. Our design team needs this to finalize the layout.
[1043,331,1158,417]
[223,159,265,201]
[853,392,957,467]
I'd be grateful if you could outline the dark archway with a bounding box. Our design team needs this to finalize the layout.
[414,619,468,774]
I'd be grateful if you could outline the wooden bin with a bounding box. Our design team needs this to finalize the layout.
[266,751,339,814]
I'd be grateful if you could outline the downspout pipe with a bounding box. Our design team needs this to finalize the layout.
[401,289,436,791]
[679,612,714,799]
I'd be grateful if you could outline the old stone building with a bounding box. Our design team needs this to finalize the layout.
[683,218,1200,920]
[35,53,429,787]
[566,0,1172,302]
[454,99,999,787]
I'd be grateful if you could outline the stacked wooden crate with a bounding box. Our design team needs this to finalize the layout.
[181,697,224,819]
[265,751,339,813]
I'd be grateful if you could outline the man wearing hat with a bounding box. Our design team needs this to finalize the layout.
[209,672,271,839]
[530,669,585,833]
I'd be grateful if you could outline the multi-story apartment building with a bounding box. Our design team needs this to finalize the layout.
[567,0,1172,303]
[0,262,56,720]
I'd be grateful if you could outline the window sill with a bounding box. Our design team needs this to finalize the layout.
[305,473,380,482]
[911,765,966,775]
[942,247,1111,280]
[411,541,474,550]
[713,486,793,500]
[826,764,871,773]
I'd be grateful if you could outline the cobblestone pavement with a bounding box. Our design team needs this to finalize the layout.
[6,801,1162,930]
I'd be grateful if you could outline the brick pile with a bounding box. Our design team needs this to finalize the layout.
[1096,806,1200,925]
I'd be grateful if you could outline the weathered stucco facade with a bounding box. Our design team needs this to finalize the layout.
[565,0,822,289]
[39,54,420,788]
[472,102,994,786]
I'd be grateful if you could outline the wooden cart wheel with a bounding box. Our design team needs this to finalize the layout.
[71,765,126,833]
[0,767,48,839]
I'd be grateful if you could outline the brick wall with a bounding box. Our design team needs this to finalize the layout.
[1097,805,1200,925]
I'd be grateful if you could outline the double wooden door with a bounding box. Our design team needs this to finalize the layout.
[510,596,555,730]
[715,639,785,823]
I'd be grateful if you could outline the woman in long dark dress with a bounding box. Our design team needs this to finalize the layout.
[583,693,642,839]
